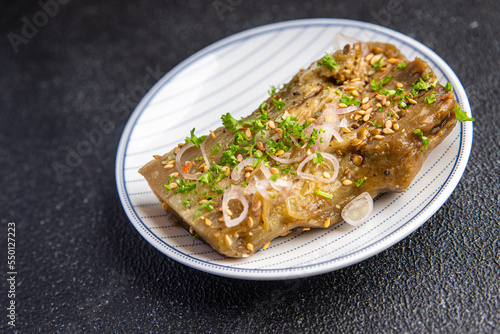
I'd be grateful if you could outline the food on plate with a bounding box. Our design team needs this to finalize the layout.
[139,41,471,257]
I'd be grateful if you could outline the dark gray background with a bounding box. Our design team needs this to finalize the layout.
[1,0,499,333]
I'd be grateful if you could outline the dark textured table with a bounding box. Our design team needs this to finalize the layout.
[1,0,499,332]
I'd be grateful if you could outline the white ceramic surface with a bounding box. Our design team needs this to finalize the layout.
[115,19,473,280]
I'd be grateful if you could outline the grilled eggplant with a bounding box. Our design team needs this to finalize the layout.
[139,42,460,257]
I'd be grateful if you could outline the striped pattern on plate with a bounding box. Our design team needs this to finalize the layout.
[115,19,472,280]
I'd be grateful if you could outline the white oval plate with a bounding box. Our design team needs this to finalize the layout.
[116,19,472,280]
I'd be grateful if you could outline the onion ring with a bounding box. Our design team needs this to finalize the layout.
[174,142,200,180]
[222,188,249,228]
[296,152,339,183]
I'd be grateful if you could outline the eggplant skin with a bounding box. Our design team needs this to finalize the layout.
[139,42,458,257]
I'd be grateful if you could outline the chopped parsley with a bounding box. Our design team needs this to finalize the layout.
[197,172,215,185]
[270,174,279,182]
[373,57,384,70]
[221,113,244,133]
[163,174,176,193]
[192,232,199,246]
[211,186,224,195]
[454,105,474,122]
[373,120,382,128]
[211,143,221,153]
[399,101,407,109]
[193,200,215,219]
[176,179,197,194]
[355,178,366,187]
[445,82,453,91]
[268,85,278,96]
[424,92,436,104]
[312,152,323,165]
[315,189,333,199]
[340,94,360,106]
[371,75,393,91]
[411,78,431,96]
[413,129,430,152]
[422,73,431,80]
[317,53,338,70]
[182,198,192,208]
[185,128,207,148]
[395,61,407,70]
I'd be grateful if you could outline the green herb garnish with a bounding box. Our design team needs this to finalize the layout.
[395,61,407,70]
[445,82,453,91]
[413,129,430,152]
[355,178,366,187]
[185,128,207,148]
[182,198,192,208]
[312,152,323,165]
[315,189,333,199]
[454,105,474,122]
[340,94,360,106]
[424,92,436,104]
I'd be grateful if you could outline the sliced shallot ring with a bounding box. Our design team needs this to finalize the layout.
[341,192,373,226]
[296,152,339,184]
[222,188,249,228]
[174,142,200,180]
[266,134,306,164]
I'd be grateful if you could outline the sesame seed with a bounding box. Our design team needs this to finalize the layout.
[218,216,224,222]
[262,241,271,250]
[345,86,356,91]
[252,200,262,212]
[384,101,391,107]
[363,114,370,122]
[237,154,243,162]
[256,141,264,151]
[245,128,252,138]
[375,95,384,101]
[341,126,351,133]
[162,202,169,211]
[338,103,347,108]
[351,138,363,146]
[268,120,276,129]
[281,231,292,237]
[270,167,279,174]
[246,243,254,252]
[408,98,417,104]
[365,107,373,114]
[351,78,361,82]
[385,120,392,129]
[245,172,251,178]
[169,182,178,189]
[324,218,331,228]
[396,82,403,88]
[382,97,387,105]
[376,102,382,108]
[361,103,370,110]
[164,164,174,169]
[323,172,331,179]
[178,143,185,147]
[336,150,343,155]
[199,199,207,205]
[354,114,362,121]
[362,97,370,104]
[224,234,232,246]
[365,53,374,62]
[375,145,380,149]
[225,167,230,176]
[198,162,206,170]
[203,165,208,172]
[244,166,254,172]
[342,179,353,186]
[302,227,310,231]
[373,135,385,140]
[210,130,216,139]
[153,154,162,159]
[307,117,316,123]
[205,218,212,226]
[275,150,285,156]
[383,128,395,134]
[247,217,254,228]
[226,208,233,216]
[174,147,180,154]
[171,172,179,177]
[357,110,366,115]
[393,123,400,131]
[306,148,313,156]
[388,58,398,64]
